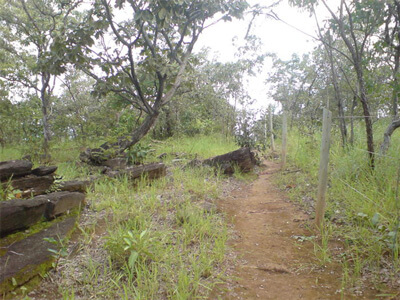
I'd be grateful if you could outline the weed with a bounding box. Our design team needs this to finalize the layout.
[0,178,22,201]
[43,236,69,271]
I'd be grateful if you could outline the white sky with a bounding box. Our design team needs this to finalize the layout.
[195,0,326,110]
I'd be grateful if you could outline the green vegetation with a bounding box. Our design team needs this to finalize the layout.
[276,121,400,291]
[2,135,237,299]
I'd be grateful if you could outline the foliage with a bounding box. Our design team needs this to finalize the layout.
[0,178,22,201]
[123,230,156,270]
[44,236,69,271]
[51,135,236,299]
[125,143,152,165]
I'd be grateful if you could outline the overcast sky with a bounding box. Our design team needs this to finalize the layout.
[195,0,325,110]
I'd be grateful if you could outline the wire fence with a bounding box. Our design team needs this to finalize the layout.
[281,108,400,227]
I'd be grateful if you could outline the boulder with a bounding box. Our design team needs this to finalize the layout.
[0,197,48,237]
[203,147,257,174]
[0,160,32,181]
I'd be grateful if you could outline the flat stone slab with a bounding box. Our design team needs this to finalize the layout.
[44,191,85,220]
[0,217,76,294]
[1,192,85,237]
[0,160,32,181]
[59,180,91,193]
[9,175,55,198]
[103,158,127,170]
[0,198,48,237]
[31,166,57,176]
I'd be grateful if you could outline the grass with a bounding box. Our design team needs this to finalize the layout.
[0,133,239,299]
[56,166,230,299]
[274,120,400,293]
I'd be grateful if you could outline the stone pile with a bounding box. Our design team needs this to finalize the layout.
[0,159,90,295]
[0,159,89,237]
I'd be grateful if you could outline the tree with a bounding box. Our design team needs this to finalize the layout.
[380,0,400,153]
[78,0,248,164]
[290,0,385,167]
[0,0,84,156]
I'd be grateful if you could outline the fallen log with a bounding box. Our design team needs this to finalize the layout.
[191,147,257,175]
[105,162,166,180]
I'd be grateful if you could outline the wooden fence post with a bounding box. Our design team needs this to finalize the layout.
[281,111,287,168]
[315,108,332,228]
[270,107,275,152]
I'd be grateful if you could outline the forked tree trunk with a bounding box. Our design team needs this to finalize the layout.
[380,119,400,154]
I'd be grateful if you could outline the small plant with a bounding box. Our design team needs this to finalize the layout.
[313,223,333,265]
[123,230,156,270]
[125,143,152,165]
[43,236,69,271]
[45,176,63,193]
[0,178,22,201]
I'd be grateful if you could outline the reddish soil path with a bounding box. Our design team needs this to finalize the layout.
[213,160,374,300]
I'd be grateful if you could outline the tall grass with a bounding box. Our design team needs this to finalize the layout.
[277,119,400,290]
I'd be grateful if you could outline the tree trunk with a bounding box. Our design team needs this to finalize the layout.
[80,111,160,165]
[380,46,400,154]
[40,73,51,158]
[380,119,400,154]
[358,73,375,168]
[350,96,357,146]
[326,32,347,146]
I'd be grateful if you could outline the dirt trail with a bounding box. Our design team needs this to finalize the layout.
[213,160,372,300]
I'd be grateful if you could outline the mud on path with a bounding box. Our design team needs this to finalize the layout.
[213,160,374,300]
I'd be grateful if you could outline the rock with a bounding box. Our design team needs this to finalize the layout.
[0,192,85,236]
[0,160,33,181]
[157,153,167,159]
[0,198,48,237]
[44,191,85,220]
[203,147,257,174]
[0,217,76,295]
[59,180,91,193]
[105,162,167,181]
[9,175,54,197]
[103,158,127,170]
[31,166,58,176]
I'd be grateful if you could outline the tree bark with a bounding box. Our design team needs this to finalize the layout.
[326,31,347,146]
[350,95,357,146]
[40,72,52,158]
[380,119,400,154]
